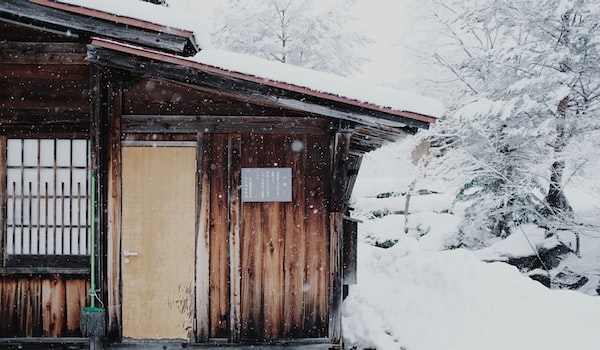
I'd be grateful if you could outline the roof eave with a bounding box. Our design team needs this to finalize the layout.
[87,38,435,131]
[0,0,199,56]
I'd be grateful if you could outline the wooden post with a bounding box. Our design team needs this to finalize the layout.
[329,132,352,345]
[228,134,242,342]
[330,132,352,213]
[328,212,343,344]
[106,83,122,341]
[195,133,210,342]
[0,136,6,266]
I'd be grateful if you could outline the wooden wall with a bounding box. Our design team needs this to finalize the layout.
[201,133,332,340]
[0,275,90,337]
[0,41,91,134]
[0,23,93,339]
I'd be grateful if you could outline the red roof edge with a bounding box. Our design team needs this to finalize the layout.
[29,0,196,40]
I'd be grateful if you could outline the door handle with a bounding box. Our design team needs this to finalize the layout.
[123,249,139,257]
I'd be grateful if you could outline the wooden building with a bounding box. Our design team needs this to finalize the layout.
[0,1,440,349]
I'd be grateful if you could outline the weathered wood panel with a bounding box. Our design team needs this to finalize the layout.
[42,277,65,337]
[0,277,19,336]
[122,115,333,135]
[65,279,87,336]
[1,64,90,91]
[0,42,87,65]
[0,62,91,126]
[106,87,122,341]
[239,134,331,340]
[121,79,313,118]
[302,135,331,338]
[0,22,79,42]
[228,134,242,342]
[195,133,211,342]
[328,133,352,343]
[261,136,286,339]
[328,212,342,344]
[0,276,89,337]
[283,135,307,338]
[208,134,230,338]
[240,134,265,340]
[18,278,41,336]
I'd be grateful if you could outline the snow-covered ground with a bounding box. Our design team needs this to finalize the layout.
[343,140,600,350]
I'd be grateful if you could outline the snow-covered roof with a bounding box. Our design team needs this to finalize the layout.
[192,50,444,120]
[56,0,444,120]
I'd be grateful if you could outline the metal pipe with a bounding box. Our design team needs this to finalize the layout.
[90,172,96,308]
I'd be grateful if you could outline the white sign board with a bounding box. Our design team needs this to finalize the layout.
[241,168,292,202]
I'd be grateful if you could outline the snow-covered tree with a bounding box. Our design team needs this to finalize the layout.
[210,0,368,76]
[424,0,600,246]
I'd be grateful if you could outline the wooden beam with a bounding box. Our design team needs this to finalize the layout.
[0,267,90,275]
[0,0,198,56]
[5,255,90,268]
[121,115,333,135]
[0,115,90,132]
[0,42,86,65]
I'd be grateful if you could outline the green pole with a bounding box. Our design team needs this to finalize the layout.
[90,172,96,308]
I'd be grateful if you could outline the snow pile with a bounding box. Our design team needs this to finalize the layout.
[345,140,600,350]
[343,240,600,350]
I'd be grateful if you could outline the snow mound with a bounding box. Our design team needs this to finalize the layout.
[343,240,600,350]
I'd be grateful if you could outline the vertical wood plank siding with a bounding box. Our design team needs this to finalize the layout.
[208,134,230,338]
[302,135,331,338]
[0,276,89,337]
[228,134,242,342]
[195,133,211,342]
[240,134,265,339]
[284,135,307,338]
[239,134,331,340]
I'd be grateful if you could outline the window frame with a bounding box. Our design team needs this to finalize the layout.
[0,135,92,272]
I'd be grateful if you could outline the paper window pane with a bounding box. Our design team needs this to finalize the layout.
[40,139,55,167]
[7,139,23,166]
[56,139,71,167]
[23,139,38,167]
[6,138,91,256]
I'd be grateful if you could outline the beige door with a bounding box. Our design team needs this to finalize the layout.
[121,146,196,340]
